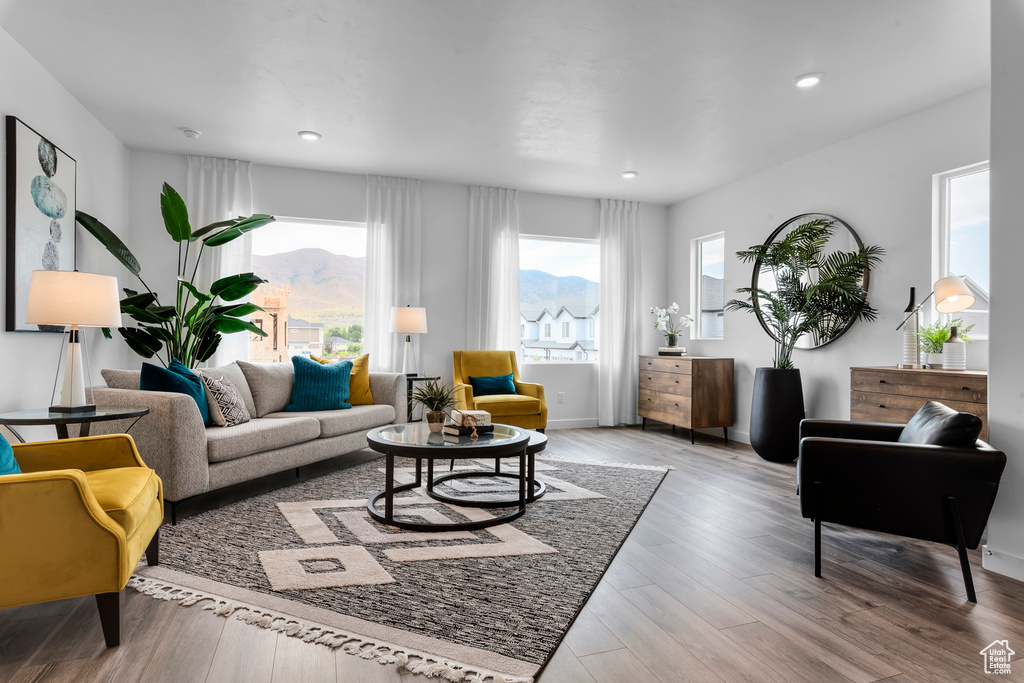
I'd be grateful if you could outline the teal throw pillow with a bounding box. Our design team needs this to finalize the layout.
[0,432,20,476]
[468,373,517,396]
[141,358,212,427]
[286,356,352,411]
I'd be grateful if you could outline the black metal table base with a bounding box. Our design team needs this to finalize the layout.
[367,449,535,531]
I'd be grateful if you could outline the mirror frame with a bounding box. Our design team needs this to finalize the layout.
[750,212,869,350]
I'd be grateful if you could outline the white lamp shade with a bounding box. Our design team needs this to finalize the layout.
[389,306,428,334]
[25,270,122,328]
[934,275,976,314]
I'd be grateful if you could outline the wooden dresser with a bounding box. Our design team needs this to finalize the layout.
[850,366,988,440]
[638,356,734,442]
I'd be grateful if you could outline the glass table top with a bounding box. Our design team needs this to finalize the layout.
[371,422,525,448]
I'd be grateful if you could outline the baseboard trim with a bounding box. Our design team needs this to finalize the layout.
[982,545,1024,582]
[546,418,601,430]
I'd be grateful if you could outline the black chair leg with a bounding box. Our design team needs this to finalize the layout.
[814,481,822,578]
[146,528,160,567]
[96,590,123,647]
[948,496,977,603]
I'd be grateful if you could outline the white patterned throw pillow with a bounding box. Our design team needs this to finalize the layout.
[199,373,251,427]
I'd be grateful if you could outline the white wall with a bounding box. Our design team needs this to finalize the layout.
[667,87,990,443]
[124,152,669,427]
[984,0,1024,582]
[0,26,131,441]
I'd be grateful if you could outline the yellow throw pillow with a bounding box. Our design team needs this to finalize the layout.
[310,354,331,365]
[349,354,373,405]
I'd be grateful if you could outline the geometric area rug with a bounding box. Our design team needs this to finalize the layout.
[130,454,670,682]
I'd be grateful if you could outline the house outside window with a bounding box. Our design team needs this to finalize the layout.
[934,162,989,338]
[250,217,367,361]
[519,236,600,362]
[691,232,725,340]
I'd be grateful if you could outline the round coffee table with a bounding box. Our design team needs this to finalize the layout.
[365,423,547,531]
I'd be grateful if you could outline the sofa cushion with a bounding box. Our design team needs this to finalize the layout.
[237,361,294,417]
[141,359,211,427]
[285,356,352,411]
[206,417,321,463]
[472,393,542,417]
[200,375,251,428]
[898,400,983,447]
[199,363,257,417]
[265,404,396,438]
[101,368,141,390]
[349,354,374,405]
[84,467,160,537]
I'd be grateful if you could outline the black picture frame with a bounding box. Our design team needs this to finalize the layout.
[5,116,77,332]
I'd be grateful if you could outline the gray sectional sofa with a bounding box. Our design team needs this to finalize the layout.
[91,361,404,511]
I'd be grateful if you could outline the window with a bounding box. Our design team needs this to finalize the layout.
[589,319,596,338]
[691,233,725,339]
[250,217,366,362]
[519,236,600,362]
[935,162,989,338]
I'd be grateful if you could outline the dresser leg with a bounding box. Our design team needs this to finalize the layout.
[723,427,729,442]
[690,429,695,444]
[641,417,646,430]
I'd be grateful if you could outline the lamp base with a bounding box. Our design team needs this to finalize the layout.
[49,404,96,414]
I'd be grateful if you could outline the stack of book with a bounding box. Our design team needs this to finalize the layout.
[443,423,495,437]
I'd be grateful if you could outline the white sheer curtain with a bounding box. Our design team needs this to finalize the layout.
[598,199,643,426]
[364,176,422,372]
[466,186,521,351]
[185,156,254,366]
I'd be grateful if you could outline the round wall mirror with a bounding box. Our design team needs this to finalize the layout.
[751,213,869,350]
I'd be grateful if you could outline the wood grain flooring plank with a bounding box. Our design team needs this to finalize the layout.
[721,621,856,683]
[538,643,600,683]
[272,634,337,683]
[601,555,654,591]
[564,606,625,657]
[578,647,662,683]
[206,616,278,683]
[0,615,74,682]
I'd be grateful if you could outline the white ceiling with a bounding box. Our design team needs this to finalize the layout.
[0,0,989,205]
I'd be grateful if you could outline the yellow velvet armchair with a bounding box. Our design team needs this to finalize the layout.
[452,350,547,431]
[0,434,163,647]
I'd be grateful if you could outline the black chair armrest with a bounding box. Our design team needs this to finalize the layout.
[800,419,904,442]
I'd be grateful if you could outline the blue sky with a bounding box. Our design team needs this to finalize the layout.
[520,237,600,282]
[948,170,989,293]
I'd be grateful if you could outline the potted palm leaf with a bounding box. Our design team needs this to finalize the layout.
[726,217,883,462]
[411,379,456,432]
[76,183,275,368]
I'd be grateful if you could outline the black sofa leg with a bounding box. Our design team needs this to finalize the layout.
[814,481,822,578]
[145,528,160,567]
[948,496,977,603]
[96,590,123,647]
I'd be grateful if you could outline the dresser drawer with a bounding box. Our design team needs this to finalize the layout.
[852,369,986,404]
[640,356,692,375]
[639,370,692,395]
[851,390,988,439]
[638,388,692,427]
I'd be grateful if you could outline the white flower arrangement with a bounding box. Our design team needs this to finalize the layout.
[649,303,694,335]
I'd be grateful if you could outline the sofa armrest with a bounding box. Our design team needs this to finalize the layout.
[454,383,475,411]
[12,434,146,473]
[89,387,209,501]
[368,372,405,423]
[800,419,904,442]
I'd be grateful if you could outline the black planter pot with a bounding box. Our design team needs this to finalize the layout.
[749,367,805,463]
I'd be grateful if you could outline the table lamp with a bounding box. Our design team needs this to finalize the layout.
[896,275,975,368]
[26,270,122,412]
[389,305,427,376]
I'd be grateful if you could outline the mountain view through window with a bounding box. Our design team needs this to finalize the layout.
[249,218,366,362]
[519,237,600,362]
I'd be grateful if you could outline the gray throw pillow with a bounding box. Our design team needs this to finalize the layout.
[199,374,251,427]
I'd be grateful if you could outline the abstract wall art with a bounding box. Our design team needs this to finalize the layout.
[5,116,77,332]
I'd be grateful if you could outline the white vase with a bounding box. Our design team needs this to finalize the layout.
[943,326,967,370]
[925,352,943,367]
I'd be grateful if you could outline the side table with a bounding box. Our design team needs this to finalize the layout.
[405,374,441,422]
[0,407,150,442]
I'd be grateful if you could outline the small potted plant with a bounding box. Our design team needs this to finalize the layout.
[919,317,975,366]
[411,379,456,432]
[650,303,694,347]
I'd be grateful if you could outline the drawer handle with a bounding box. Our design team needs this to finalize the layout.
[878,379,886,384]
[675,380,679,384]
[962,386,970,391]
[647,398,651,401]
[647,362,652,366]
[878,404,886,408]
[675,364,680,368]
[674,403,680,407]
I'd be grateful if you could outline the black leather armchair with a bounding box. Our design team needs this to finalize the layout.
[797,417,1006,602]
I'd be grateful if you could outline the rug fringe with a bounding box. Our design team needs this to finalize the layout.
[127,576,533,683]
[537,455,674,471]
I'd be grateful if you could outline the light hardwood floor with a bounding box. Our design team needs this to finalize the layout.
[2,425,1022,682]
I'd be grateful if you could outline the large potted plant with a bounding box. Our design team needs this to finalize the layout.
[726,218,883,462]
[76,183,275,368]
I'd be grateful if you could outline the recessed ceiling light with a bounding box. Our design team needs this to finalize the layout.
[298,130,322,141]
[182,128,201,139]
[621,170,639,179]
[794,72,824,88]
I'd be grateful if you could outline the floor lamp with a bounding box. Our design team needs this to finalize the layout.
[896,275,975,369]
[390,305,427,376]
[25,270,122,412]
